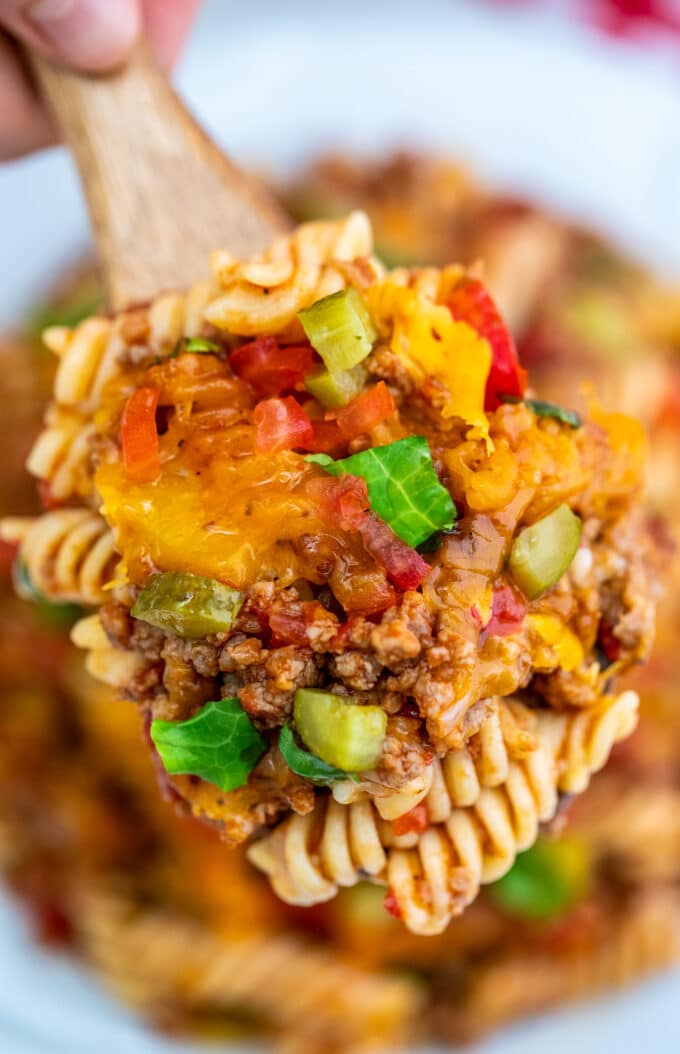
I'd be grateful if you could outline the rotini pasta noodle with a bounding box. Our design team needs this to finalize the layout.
[205,210,382,336]
[71,613,148,686]
[74,887,420,1053]
[248,692,639,934]
[26,405,97,503]
[332,697,538,820]
[1,509,118,605]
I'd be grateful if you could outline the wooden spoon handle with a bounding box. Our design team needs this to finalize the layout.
[30,44,288,310]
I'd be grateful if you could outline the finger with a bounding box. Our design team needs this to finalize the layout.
[0,0,140,72]
[0,33,54,159]
[141,0,201,70]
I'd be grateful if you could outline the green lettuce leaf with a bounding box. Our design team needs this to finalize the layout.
[306,436,456,548]
[278,725,354,783]
[502,395,581,429]
[150,698,266,792]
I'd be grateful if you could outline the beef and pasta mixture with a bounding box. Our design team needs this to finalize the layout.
[0,153,678,1047]
[2,208,661,934]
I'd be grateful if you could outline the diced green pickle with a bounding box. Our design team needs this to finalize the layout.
[509,504,582,600]
[298,288,377,371]
[293,688,387,772]
[132,572,243,638]
[305,363,367,407]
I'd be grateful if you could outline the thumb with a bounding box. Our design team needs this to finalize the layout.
[0,0,141,72]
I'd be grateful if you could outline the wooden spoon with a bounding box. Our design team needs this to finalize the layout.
[30,44,289,311]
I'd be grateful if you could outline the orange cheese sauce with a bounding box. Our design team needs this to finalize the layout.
[95,354,376,595]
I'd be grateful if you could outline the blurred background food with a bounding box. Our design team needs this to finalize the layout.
[1,143,679,1052]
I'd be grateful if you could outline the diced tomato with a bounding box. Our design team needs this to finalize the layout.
[306,474,370,531]
[230,337,315,398]
[483,583,528,638]
[391,802,429,837]
[268,610,309,647]
[332,382,395,439]
[598,620,622,663]
[38,479,64,511]
[120,386,160,482]
[253,396,314,453]
[308,418,347,455]
[358,513,430,590]
[447,278,527,411]
[384,889,403,920]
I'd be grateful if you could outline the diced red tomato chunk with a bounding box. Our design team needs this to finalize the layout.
[598,620,622,663]
[391,802,429,836]
[447,278,527,411]
[484,583,528,637]
[121,386,160,482]
[230,337,315,397]
[358,513,430,590]
[253,396,314,453]
[384,889,403,919]
[306,474,370,531]
[332,382,395,439]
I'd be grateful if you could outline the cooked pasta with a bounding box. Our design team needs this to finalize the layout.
[74,888,420,1054]
[248,691,639,934]
[2,508,117,605]
[435,889,680,1042]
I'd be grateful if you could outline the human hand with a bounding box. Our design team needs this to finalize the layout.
[0,0,201,160]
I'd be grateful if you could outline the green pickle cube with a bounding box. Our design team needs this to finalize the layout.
[298,288,377,371]
[132,572,243,638]
[305,363,367,408]
[509,504,582,601]
[294,688,387,773]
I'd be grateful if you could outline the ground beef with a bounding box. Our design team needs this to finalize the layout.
[376,715,433,788]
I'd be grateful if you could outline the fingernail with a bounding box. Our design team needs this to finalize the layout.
[28,0,140,71]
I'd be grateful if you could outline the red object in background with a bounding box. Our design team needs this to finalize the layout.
[253,396,315,453]
[121,386,160,482]
[230,337,315,397]
[447,278,527,411]
[586,0,680,39]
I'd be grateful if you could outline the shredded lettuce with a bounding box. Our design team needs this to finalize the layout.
[150,698,266,792]
[279,725,353,783]
[307,436,456,548]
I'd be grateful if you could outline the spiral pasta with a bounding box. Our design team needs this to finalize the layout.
[248,691,639,935]
[442,889,680,1040]
[332,696,539,820]
[74,888,420,1053]
[25,283,214,505]
[1,509,118,605]
[205,210,383,336]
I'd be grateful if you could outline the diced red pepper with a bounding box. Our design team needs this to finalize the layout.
[230,337,316,398]
[332,382,395,439]
[358,512,431,590]
[447,278,527,411]
[384,889,403,920]
[598,620,622,663]
[483,583,528,638]
[306,474,370,531]
[120,386,160,482]
[253,396,314,453]
[391,802,429,837]
[0,538,18,576]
